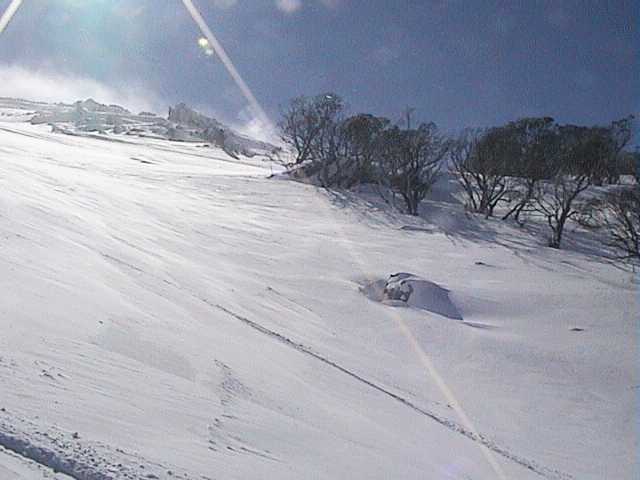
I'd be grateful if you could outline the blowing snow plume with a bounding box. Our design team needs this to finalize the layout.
[180,0,275,139]
[0,65,163,115]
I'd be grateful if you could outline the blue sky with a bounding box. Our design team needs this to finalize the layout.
[0,0,636,135]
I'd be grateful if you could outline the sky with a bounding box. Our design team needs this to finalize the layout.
[0,0,636,137]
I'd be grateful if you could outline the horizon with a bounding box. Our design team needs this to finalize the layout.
[0,0,636,137]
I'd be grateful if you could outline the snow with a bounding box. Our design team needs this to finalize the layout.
[2,97,278,159]
[0,98,636,479]
[361,273,464,320]
[0,446,73,479]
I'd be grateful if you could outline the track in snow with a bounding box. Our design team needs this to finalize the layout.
[211,302,574,480]
[0,416,196,480]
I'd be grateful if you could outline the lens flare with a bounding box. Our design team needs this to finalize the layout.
[181,0,273,135]
[197,37,214,56]
[0,0,23,35]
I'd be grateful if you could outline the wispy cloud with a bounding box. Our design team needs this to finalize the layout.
[232,105,278,143]
[212,0,238,9]
[318,0,341,9]
[370,45,400,67]
[274,0,340,14]
[0,64,165,114]
[275,0,302,14]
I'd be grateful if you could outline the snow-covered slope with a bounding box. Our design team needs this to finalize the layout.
[0,97,278,160]
[0,445,73,479]
[0,100,636,479]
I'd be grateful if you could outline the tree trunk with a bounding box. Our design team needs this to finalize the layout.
[549,213,568,249]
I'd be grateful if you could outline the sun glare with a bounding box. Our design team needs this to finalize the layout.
[197,36,214,56]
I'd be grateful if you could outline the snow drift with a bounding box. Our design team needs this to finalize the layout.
[361,273,463,320]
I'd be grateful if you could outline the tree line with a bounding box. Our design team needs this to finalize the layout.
[278,93,637,260]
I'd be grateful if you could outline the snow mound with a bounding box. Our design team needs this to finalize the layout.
[362,273,463,320]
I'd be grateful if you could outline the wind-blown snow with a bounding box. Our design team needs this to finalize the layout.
[0,98,636,479]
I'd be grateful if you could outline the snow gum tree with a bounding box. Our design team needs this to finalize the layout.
[450,127,514,218]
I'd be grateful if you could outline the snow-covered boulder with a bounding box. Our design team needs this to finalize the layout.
[361,273,462,320]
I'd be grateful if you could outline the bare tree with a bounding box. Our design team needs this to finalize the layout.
[532,175,591,249]
[501,118,559,225]
[340,114,390,187]
[279,93,344,167]
[616,149,639,183]
[602,116,634,185]
[378,122,449,215]
[450,127,513,218]
[279,96,320,166]
[602,187,639,261]
[531,125,600,249]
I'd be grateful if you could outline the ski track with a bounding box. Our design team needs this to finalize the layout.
[0,111,632,479]
[94,245,574,480]
[0,415,197,480]
[209,302,574,480]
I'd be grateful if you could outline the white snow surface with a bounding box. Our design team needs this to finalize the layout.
[0,98,637,479]
[0,446,73,479]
